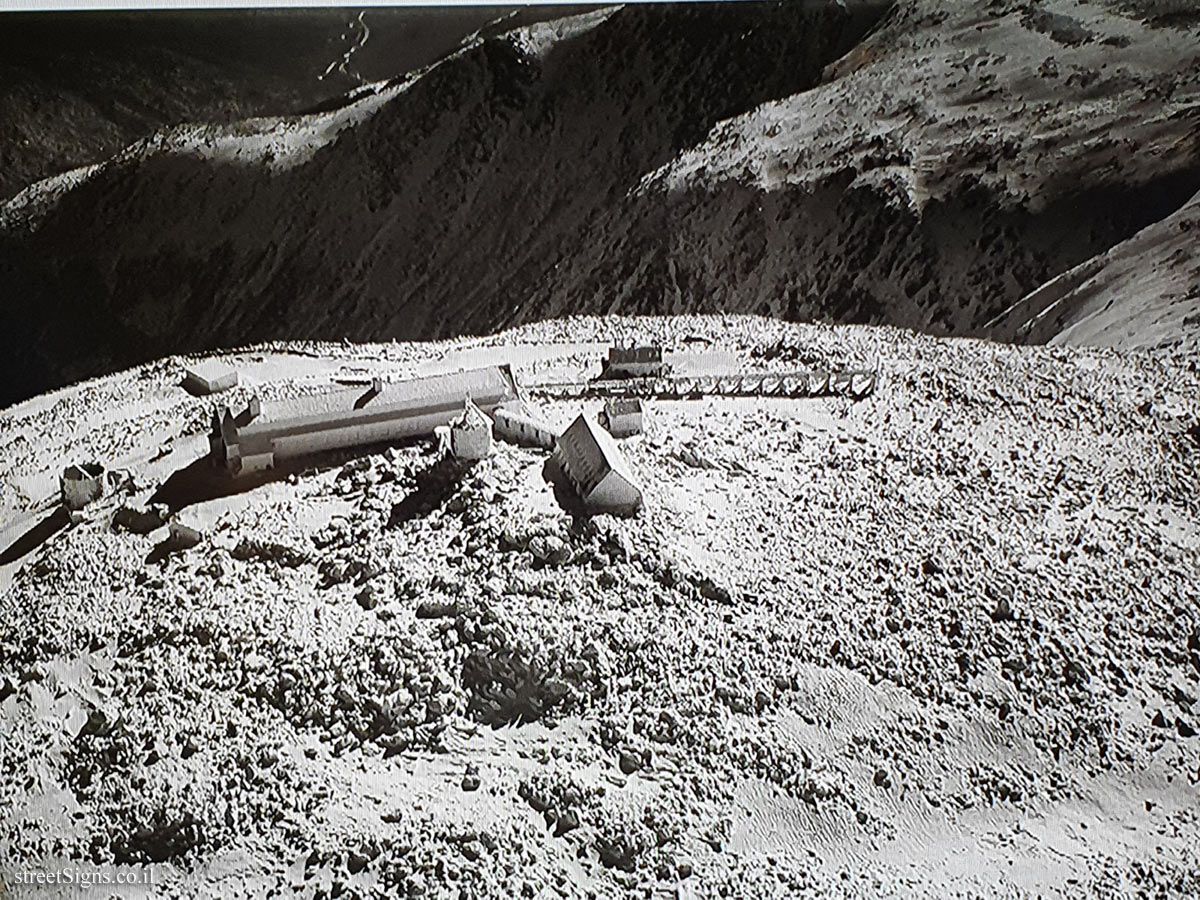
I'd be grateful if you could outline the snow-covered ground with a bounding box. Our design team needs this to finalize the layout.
[1,315,1197,897]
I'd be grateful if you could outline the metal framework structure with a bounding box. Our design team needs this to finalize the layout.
[527,369,878,401]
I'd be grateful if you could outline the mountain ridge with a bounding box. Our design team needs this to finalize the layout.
[2,0,1198,410]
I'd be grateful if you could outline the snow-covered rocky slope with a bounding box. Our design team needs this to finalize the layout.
[987,186,1200,352]
[526,0,1200,344]
[1,316,1198,897]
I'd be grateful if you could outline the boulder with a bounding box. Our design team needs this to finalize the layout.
[112,504,168,535]
[168,520,203,548]
[529,535,568,565]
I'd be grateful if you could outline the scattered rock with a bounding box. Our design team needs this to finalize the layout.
[1019,554,1049,574]
[554,809,580,837]
[1063,660,1089,687]
[990,595,1015,622]
[356,584,380,611]
[696,576,733,605]
[168,520,203,549]
[112,504,167,535]
[416,599,460,619]
[618,750,641,775]
[528,535,568,565]
[462,764,481,792]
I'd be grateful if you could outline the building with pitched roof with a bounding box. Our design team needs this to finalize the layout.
[210,366,518,475]
[552,414,642,514]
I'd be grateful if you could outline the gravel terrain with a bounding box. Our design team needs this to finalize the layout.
[2,315,1198,897]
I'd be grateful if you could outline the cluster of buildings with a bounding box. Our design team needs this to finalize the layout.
[46,341,877,555]
[48,346,659,562]
[205,347,656,515]
[209,366,523,477]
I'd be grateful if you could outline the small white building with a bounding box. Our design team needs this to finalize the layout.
[449,398,494,460]
[184,360,238,395]
[60,463,107,511]
[553,414,642,515]
[600,398,644,438]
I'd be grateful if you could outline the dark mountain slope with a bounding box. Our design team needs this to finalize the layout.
[0,1,887,406]
[510,0,1200,348]
[0,7,576,202]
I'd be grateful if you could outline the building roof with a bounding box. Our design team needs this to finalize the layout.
[604,397,644,416]
[557,414,638,497]
[233,366,517,444]
[185,359,237,384]
[609,346,662,363]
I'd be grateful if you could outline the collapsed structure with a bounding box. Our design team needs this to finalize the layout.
[210,366,519,475]
[552,414,643,515]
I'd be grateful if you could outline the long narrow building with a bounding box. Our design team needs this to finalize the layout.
[210,365,519,475]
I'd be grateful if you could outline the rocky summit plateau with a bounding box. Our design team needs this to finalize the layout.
[0,316,1198,897]
[1,1,1199,899]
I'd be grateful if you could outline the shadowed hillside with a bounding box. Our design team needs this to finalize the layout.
[0,1,887,406]
[2,0,1198,408]
[0,6,596,202]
